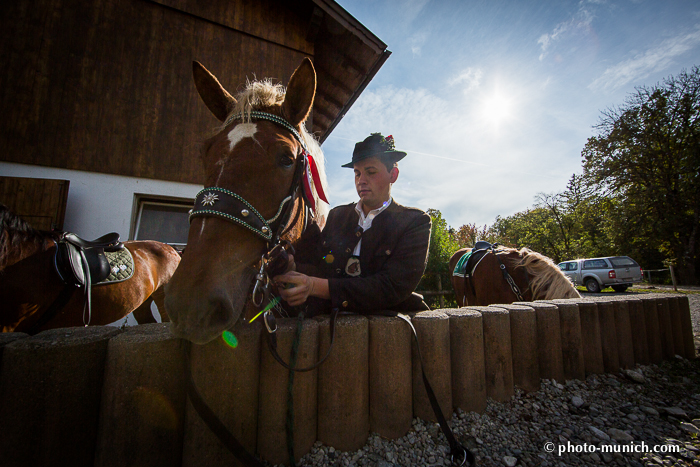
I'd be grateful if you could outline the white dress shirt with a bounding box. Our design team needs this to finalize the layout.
[352,197,393,256]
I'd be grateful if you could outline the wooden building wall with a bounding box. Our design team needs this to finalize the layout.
[0,177,69,230]
[0,0,316,186]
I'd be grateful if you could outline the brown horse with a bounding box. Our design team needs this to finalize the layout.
[449,244,581,306]
[0,204,181,333]
[164,58,329,344]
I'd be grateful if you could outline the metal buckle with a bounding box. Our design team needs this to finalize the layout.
[252,254,268,307]
[263,310,277,333]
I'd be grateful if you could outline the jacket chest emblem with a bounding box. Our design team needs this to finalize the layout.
[345,256,361,277]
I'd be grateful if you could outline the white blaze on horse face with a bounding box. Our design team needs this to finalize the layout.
[214,123,259,187]
[227,123,258,152]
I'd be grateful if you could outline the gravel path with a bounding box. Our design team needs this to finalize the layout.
[294,291,700,467]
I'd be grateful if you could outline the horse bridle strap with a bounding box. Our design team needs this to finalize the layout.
[263,307,339,372]
[189,187,293,242]
[465,243,525,303]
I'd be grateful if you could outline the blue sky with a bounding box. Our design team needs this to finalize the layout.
[318,0,700,229]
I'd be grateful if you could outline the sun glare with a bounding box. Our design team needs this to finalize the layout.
[482,93,513,125]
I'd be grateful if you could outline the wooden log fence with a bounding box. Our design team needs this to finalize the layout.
[0,293,695,466]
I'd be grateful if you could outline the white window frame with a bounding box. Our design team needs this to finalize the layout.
[130,194,194,250]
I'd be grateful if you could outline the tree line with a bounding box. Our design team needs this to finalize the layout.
[418,66,700,305]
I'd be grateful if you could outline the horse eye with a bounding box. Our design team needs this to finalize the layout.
[278,153,295,168]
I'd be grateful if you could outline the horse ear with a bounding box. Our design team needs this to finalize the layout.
[282,57,316,127]
[192,61,236,122]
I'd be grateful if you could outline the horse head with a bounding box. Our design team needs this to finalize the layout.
[165,58,328,344]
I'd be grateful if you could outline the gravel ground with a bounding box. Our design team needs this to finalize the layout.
[294,291,700,467]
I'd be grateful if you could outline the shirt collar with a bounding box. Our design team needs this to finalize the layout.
[355,197,392,221]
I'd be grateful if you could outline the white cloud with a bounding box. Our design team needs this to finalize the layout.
[589,26,700,92]
[538,7,595,61]
[409,32,427,57]
[448,68,483,93]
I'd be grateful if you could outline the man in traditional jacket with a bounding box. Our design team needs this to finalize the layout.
[273,132,431,315]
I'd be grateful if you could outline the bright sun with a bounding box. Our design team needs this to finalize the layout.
[481,93,513,125]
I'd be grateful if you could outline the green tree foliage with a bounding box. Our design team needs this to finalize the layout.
[418,209,462,308]
[582,67,700,283]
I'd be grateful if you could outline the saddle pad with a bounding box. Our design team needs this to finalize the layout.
[452,250,474,277]
[97,247,135,284]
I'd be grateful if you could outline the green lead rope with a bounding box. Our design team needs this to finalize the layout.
[286,312,305,467]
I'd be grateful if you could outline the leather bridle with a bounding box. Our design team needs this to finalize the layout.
[188,110,324,312]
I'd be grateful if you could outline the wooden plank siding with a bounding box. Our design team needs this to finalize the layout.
[0,0,314,185]
[0,177,70,231]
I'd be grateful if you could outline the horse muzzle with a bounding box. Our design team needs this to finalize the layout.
[164,268,254,345]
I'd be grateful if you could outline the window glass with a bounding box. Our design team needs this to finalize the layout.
[559,263,567,271]
[134,200,192,248]
[569,262,578,271]
[610,257,638,268]
[583,259,608,269]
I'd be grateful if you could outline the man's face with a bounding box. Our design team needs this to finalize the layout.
[353,157,398,210]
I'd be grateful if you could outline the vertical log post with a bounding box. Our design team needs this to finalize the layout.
[626,297,649,365]
[547,300,586,381]
[609,298,635,369]
[514,301,564,382]
[576,300,605,375]
[316,314,369,452]
[0,327,120,467]
[182,321,262,467]
[444,309,487,413]
[677,294,696,359]
[654,295,676,360]
[368,315,413,439]
[591,299,620,374]
[478,306,514,402]
[493,304,539,392]
[257,318,319,466]
[411,310,452,422]
[95,324,187,467]
[640,295,663,364]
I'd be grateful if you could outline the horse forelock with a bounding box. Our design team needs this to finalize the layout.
[0,205,49,270]
[514,248,581,299]
[216,78,329,223]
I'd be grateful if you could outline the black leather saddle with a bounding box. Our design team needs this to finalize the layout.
[54,232,124,287]
[463,241,496,278]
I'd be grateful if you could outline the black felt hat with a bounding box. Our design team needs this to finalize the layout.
[341,133,407,168]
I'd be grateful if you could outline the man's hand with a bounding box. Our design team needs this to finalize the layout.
[273,271,314,307]
[273,271,329,306]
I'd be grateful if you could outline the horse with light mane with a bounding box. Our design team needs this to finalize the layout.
[0,204,181,333]
[165,58,329,344]
[449,244,581,306]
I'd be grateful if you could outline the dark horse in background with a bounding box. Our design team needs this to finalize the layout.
[165,58,329,344]
[449,242,581,307]
[0,204,181,333]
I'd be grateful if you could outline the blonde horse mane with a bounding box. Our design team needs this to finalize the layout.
[506,247,581,300]
[220,79,330,222]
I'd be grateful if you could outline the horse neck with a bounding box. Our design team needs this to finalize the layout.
[0,246,62,331]
[0,234,53,271]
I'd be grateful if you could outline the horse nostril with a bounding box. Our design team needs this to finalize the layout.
[208,303,231,329]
